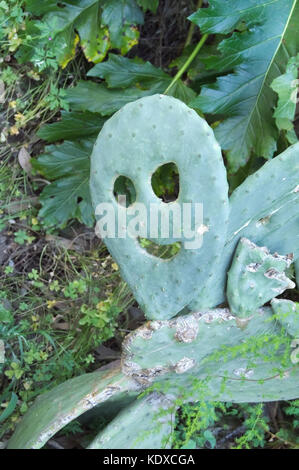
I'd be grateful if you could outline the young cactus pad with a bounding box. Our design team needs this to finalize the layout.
[90,94,229,320]
[227,237,294,318]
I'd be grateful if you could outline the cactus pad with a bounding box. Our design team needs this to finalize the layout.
[7,367,137,449]
[90,94,229,320]
[189,142,299,311]
[271,299,299,338]
[88,392,174,449]
[122,307,299,402]
[227,237,295,318]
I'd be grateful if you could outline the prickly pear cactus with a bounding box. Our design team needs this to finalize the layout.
[271,298,299,338]
[90,94,229,320]
[122,308,299,403]
[7,367,138,449]
[122,236,298,403]
[8,96,299,449]
[190,142,299,311]
[227,238,294,318]
[88,392,175,449]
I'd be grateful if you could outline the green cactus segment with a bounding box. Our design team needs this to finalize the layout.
[122,308,299,402]
[189,142,299,311]
[90,94,229,320]
[7,368,137,449]
[88,392,174,449]
[271,299,299,338]
[227,238,295,318]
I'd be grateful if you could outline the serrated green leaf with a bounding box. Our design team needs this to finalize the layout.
[87,53,169,88]
[39,176,94,228]
[189,0,259,34]
[25,0,60,15]
[67,79,196,113]
[23,0,144,67]
[32,139,95,228]
[170,40,226,83]
[168,80,196,105]
[26,0,98,67]
[65,80,152,115]
[136,0,159,13]
[190,0,299,172]
[86,56,196,106]
[37,111,105,143]
[75,3,110,63]
[271,53,299,142]
[33,139,93,179]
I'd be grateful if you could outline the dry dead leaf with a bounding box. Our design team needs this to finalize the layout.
[45,234,84,252]
[0,340,5,363]
[52,315,70,330]
[18,147,32,174]
[0,80,5,104]
[6,197,38,214]
[53,322,70,331]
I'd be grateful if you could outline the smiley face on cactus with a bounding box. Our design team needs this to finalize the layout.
[90,94,229,320]
[8,95,299,450]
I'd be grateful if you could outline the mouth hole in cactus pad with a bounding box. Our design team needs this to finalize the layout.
[151,162,179,202]
[138,238,181,259]
[113,175,136,207]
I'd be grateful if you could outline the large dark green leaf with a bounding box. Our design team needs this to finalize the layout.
[170,40,227,84]
[26,0,98,66]
[168,80,196,106]
[86,55,196,105]
[190,0,299,171]
[65,81,152,115]
[87,53,169,88]
[37,111,105,142]
[32,139,95,228]
[25,0,62,15]
[136,0,159,13]
[271,53,299,144]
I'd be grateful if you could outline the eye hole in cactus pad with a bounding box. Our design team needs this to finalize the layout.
[151,162,179,202]
[113,176,136,207]
[138,238,181,260]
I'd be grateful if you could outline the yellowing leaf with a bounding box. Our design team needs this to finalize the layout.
[60,33,79,69]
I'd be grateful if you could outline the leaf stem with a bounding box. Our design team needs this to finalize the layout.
[164,33,208,95]
[184,0,203,48]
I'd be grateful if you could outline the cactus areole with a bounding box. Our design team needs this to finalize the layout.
[8,95,299,449]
